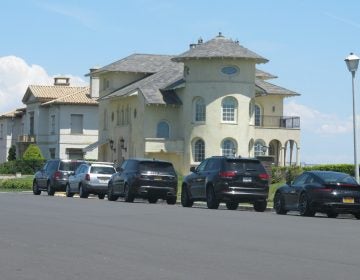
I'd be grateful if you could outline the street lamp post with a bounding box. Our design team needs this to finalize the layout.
[345,53,360,183]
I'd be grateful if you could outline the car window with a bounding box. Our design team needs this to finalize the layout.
[225,159,264,173]
[59,161,84,171]
[318,172,358,184]
[91,166,115,174]
[293,173,309,185]
[139,162,175,173]
[196,159,208,172]
[205,159,220,171]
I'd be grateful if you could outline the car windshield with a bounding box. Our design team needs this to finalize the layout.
[91,166,115,174]
[319,172,358,184]
[59,161,84,171]
[225,160,263,172]
[139,162,175,173]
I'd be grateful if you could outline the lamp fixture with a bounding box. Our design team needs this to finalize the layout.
[120,137,127,152]
[108,139,116,152]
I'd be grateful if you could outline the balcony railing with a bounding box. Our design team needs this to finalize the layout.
[256,116,300,128]
[17,135,36,143]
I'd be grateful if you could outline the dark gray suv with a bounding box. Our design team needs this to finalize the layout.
[181,156,269,211]
[107,158,177,204]
[33,159,86,196]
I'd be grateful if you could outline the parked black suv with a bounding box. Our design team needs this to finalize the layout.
[107,158,178,204]
[33,159,87,196]
[181,156,269,211]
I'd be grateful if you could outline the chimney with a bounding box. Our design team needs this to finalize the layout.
[89,67,100,99]
[54,77,70,86]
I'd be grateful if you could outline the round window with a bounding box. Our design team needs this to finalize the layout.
[221,66,239,75]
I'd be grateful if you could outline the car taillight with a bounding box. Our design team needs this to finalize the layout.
[53,171,62,180]
[85,174,90,181]
[259,173,269,180]
[219,171,237,178]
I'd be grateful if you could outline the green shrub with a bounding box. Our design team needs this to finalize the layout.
[0,177,33,190]
[7,145,16,161]
[22,144,44,160]
[0,159,45,175]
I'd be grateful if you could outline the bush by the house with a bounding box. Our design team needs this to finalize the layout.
[0,159,45,175]
[7,145,16,161]
[22,144,45,160]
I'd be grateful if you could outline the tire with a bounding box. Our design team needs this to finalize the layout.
[254,200,267,212]
[166,197,177,205]
[181,186,193,207]
[32,180,41,195]
[124,184,134,203]
[47,182,55,196]
[226,201,239,210]
[98,194,105,200]
[298,192,315,217]
[148,197,158,204]
[326,211,338,218]
[273,193,287,215]
[353,213,360,220]
[107,184,119,201]
[206,186,219,209]
[79,185,89,198]
[65,184,74,198]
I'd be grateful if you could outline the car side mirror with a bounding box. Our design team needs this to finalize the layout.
[116,167,122,172]
[190,166,196,173]
[286,179,292,186]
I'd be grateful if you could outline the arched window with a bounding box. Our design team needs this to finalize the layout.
[254,139,266,156]
[194,97,206,122]
[156,121,170,138]
[222,139,236,157]
[255,104,261,126]
[222,97,237,122]
[194,139,205,162]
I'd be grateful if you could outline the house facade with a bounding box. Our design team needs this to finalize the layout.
[19,77,99,160]
[0,108,25,163]
[91,34,300,174]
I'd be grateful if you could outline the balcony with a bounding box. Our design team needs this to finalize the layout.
[256,116,300,129]
[145,138,184,154]
[17,135,36,143]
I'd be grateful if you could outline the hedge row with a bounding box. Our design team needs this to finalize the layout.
[271,164,356,184]
[0,160,45,175]
[0,177,33,190]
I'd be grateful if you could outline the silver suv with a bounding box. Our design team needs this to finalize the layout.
[66,162,116,199]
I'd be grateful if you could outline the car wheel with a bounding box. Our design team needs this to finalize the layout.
[65,184,74,198]
[79,185,89,198]
[326,211,338,218]
[274,193,287,215]
[47,182,55,196]
[98,194,105,200]
[206,186,219,209]
[124,184,134,203]
[148,197,158,204]
[166,197,177,205]
[353,213,360,220]
[32,180,41,195]
[298,192,315,217]
[225,201,238,210]
[254,200,267,212]
[107,184,118,201]
[181,186,193,208]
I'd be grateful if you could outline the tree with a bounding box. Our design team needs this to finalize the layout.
[7,145,16,161]
[22,144,44,160]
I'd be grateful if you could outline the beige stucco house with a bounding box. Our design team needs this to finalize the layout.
[91,33,300,174]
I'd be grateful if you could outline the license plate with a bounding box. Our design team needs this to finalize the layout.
[343,197,354,204]
[243,177,252,183]
[154,176,162,181]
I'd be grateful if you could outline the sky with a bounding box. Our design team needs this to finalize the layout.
[0,0,360,165]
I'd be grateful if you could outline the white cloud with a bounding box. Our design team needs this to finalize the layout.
[0,56,88,114]
[284,101,353,134]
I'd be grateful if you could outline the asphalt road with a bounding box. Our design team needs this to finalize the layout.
[1,192,360,280]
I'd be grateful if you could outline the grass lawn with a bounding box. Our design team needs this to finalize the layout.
[0,175,33,192]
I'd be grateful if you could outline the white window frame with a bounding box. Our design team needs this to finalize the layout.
[194,97,206,123]
[156,121,170,139]
[221,139,237,157]
[193,139,205,162]
[221,97,237,123]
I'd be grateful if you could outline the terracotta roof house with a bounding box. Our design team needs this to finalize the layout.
[18,77,99,160]
[90,33,300,173]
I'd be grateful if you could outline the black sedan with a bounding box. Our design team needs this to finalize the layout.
[273,171,360,219]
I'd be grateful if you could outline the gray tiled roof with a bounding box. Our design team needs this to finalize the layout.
[255,79,299,96]
[256,69,277,80]
[101,62,184,105]
[90,54,177,75]
[172,33,268,63]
